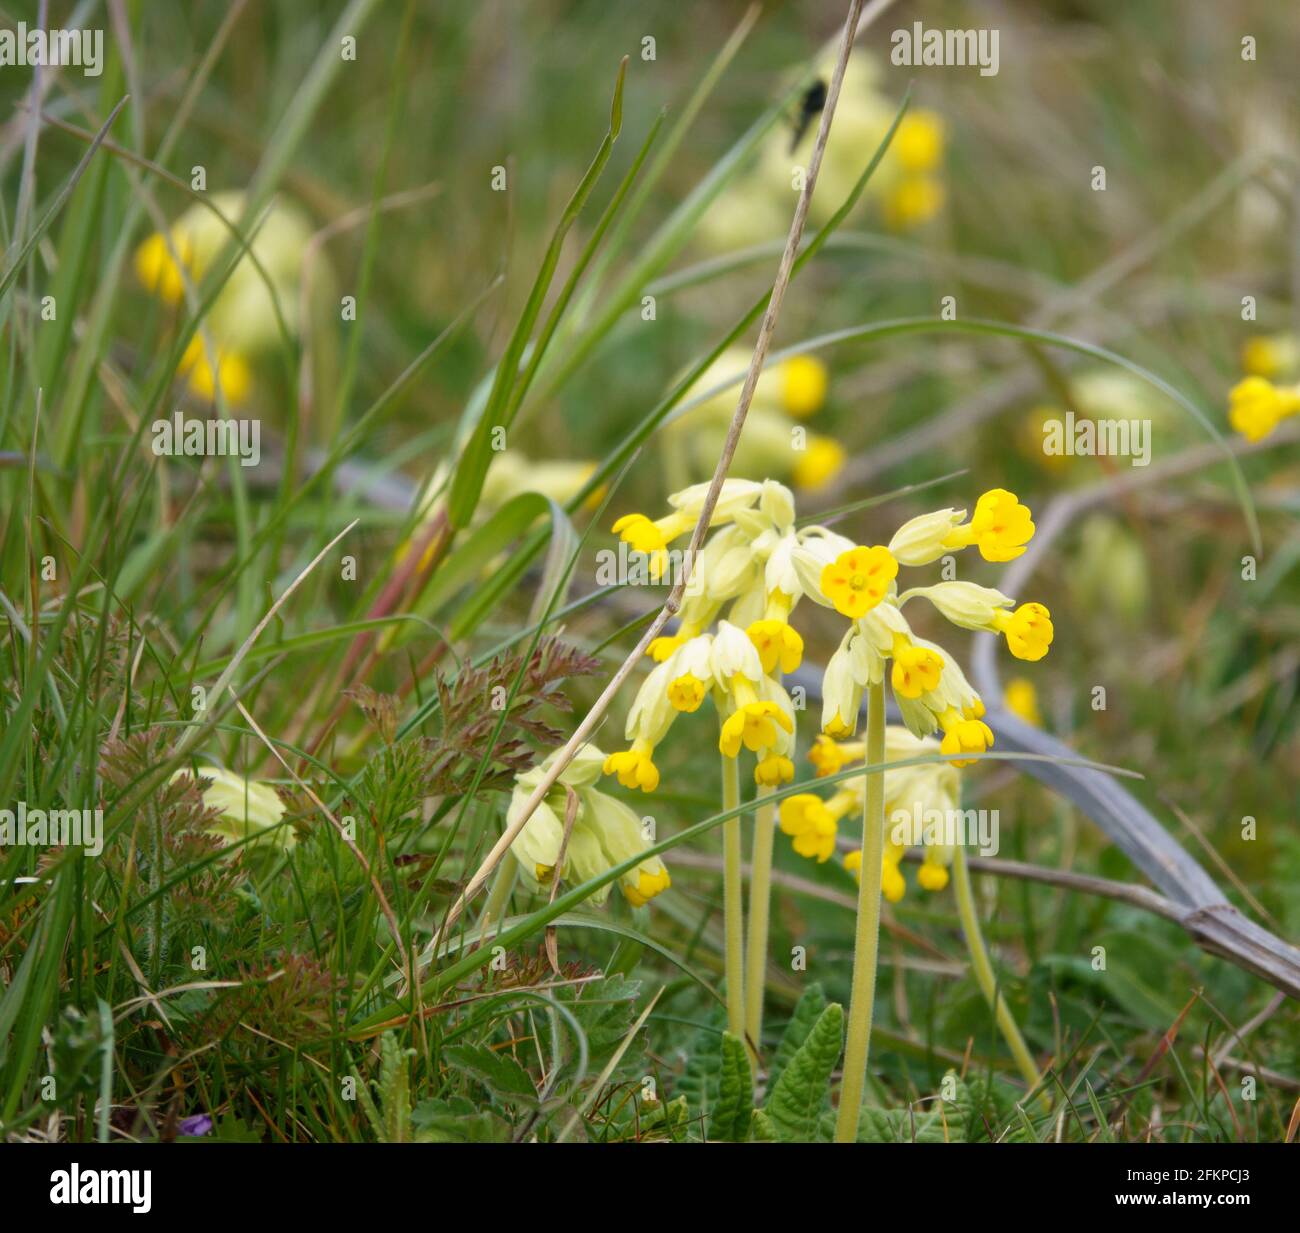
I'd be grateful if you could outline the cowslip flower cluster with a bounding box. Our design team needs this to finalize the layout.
[508,746,670,907]
[668,348,844,491]
[135,191,314,404]
[605,479,810,792]
[603,481,1053,797]
[697,57,946,252]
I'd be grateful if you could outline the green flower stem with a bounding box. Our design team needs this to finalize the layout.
[833,678,886,1144]
[721,751,746,1045]
[743,785,776,1056]
[951,843,1048,1108]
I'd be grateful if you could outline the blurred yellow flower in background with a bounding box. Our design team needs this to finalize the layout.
[1003,677,1042,727]
[136,191,315,404]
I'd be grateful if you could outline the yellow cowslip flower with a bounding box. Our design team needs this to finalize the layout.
[916,851,950,891]
[889,632,944,699]
[894,110,945,174]
[603,744,660,793]
[780,354,830,417]
[820,632,866,738]
[665,634,713,713]
[613,479,763,581]
[845,846,906,903]
[172,765,292,851]
[709,621,793,758]
[809,733,862,777]
[991,602,1054,662]
[883,176,944,230]
[719,692,792,758]
[604,656,681,793]
[746,588,804,674]
[779,792,851,862]
[1227,375,1300,442]
[792,434,846,490]
[901,581,1054,664]
[942,488,1035,562]
[746,619,803,675]
[937,706,994,768]
[1241,333,1299,380]
[177,335,253,405]
[755,753,795,786]
[819,545,898,618]
[1004,677,1042,727]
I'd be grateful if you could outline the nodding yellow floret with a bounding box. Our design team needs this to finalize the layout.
[612,512,687,579]
[754,753,795,786]
[667,672,707,712]
[889,634,944,699]
[943,489,1035,562]
[937,706,994,768]
[845,846,906,902]
[623,866,671,907]
[746,618,804,675]
[779,793,839,862]
[917,855,949,892]
[1228,375,1300,443]
[809,733,864,777]
[991,602,1054,662]
[719,697,793,758]
[603,743,660,792]
[820,545,898,618]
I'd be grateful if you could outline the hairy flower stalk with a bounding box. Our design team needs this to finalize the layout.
[721,751,747,1045]
[833,679,886,1142]
[950,845,1048,1108]
[743,786,777,1055]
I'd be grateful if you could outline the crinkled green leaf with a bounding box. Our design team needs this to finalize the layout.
[766,982,827,1096]
[856,1104,949,1143]
[675,1007,726,1129]
[763,1002,842,1143]
[444,1042,538,1107]
[413,1097,512,1142]
[709,1032,753,1142]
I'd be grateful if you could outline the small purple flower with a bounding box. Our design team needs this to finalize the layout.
[179,1113,213,1137]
